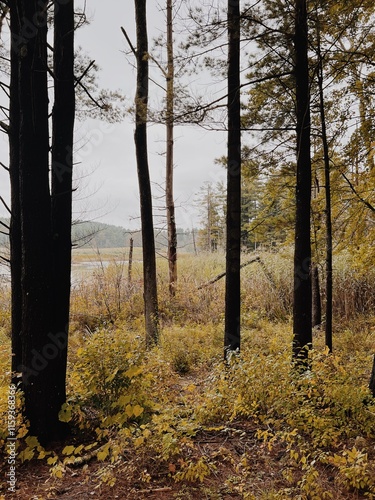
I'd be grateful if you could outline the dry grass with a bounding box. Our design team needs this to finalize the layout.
[70,247,375,333]
[1,248,375,499]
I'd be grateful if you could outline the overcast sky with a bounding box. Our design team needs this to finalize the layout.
[0,0,228,230]
[0,0,229,231]
[73,0,228,230]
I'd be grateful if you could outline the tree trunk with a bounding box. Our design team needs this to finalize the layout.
[134,0,159,346]
[224,0,241,359]
[128,237,133,283]
[9,0,22,383]
[18,0,61,443]
[292,0,312,363]
[192,227,197,255]
[369,355,375,398]
[166,0,177,296]
[50,0,75,433]
[317,32,333,353]
[207,186,212,252]
[311,264,321,328]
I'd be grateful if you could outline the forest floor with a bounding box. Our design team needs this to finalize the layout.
[1,420,282,500]
[1,251,375,499]
[1,367,373,500]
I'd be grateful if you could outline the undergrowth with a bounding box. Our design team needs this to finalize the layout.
[0,249,375,498]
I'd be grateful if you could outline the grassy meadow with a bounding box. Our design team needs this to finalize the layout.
[1,247,375,498]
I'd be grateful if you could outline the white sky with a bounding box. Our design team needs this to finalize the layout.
[72,0,227,230]
[0,0,228,230]
[0,0,228,231]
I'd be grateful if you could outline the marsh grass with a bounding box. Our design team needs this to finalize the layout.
[70,247,375,333]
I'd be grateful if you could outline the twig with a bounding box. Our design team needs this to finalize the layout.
[0,255,10,265]
[75,60,96,88]
[121,26,137,56]
[70,443,108,467]
[340,169,375,213]
[121,27,166,93]
[0,196,11,215]
[47,41,105,110]
[0,218,10,231]
[174,71,292,122]
[136,487,173,494]
[0,120,9,133]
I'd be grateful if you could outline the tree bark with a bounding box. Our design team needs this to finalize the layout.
[369,355,375,398]
[166,0,177,296]
[292,0,312,363]
[9,0,22,383]
[50,0,75,433]
[128,237,133,283]
[17,0,60,442]
[311,264,321,328]
[134,0,159,346]
[317,32,333,352]
[224,0,241,358]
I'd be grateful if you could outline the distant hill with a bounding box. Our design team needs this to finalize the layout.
[72,221,140,248]
[73,221,197,252]
[0,218,197,252]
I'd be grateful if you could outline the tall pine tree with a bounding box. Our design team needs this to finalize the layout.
[224,0,241,358]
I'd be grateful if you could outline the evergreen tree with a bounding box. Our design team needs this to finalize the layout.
[292,0,312,362]
[224,0,241,358]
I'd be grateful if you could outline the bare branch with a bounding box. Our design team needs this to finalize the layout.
[198,256,260,289]
[75,60,96,88]
[340,169,375,213]
[0,255,10,264]
[121,27,166,93]
[174,70,292,122]
[0,195,11,215]
[0,120,8,133]
[120,27,137,56]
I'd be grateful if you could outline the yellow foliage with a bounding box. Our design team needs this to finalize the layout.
[97,443,110,461]
[58,403,72,423]
[0,251,375,499]
[62,445,75,455]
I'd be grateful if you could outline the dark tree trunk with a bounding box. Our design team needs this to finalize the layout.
[18,0,61,443]
[166,0,177,297]
[311,264,321,328]
[292,0,312,362]
[317,33,333,353]
[50,0,75,431]
[128,237,133,283]
[224,0,241,358]
[134,0,159,346]
[9,0,22,383]
[369,355,375,398]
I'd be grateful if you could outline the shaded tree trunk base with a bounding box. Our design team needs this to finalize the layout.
[369,355,375,398]
[312,264,322,327]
